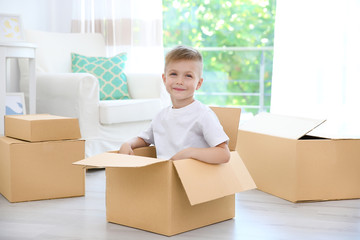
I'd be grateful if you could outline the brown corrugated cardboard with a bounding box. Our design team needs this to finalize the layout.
[73,107,256,236]
[173,152,255,205]
[237,112,360,202]
[0,137,85,203]
[4,114,81,142]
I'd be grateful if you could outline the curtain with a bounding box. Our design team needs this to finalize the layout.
[71,0,164,74]
[271,0,360,137]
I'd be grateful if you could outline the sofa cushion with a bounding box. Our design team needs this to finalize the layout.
[72,53,130,100]
[99,99,163,124]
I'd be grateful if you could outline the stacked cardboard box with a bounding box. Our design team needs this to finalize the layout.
[74,107,256,236]
[0,114,85,203]
[237,112,360,203]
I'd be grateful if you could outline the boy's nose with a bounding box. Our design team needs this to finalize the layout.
[176,77,183,85]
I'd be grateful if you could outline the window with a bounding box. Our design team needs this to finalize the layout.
[162,0,276,115]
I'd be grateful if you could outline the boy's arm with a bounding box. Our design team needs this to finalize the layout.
[118,137,150,155]
[170,142,230,164]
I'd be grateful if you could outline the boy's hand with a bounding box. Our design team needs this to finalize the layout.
[117,137,150,155]
[118,142,134,155]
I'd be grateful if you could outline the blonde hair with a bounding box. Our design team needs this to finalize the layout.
[164,45,203,71]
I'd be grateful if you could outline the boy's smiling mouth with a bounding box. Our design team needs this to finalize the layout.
[173,87,186,91]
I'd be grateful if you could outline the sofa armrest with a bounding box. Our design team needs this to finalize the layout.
[37,73,100,138]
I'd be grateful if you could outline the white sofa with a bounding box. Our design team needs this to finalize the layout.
[19,30,168,157]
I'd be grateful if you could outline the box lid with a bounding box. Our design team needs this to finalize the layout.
[73,152,167,168]
[173,151,256,205]
[73,151,256,205]
[239,112,326,140]
[7,114,65,121]
[4,114,81,142]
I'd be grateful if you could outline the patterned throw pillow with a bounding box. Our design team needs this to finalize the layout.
[71,53,130,100]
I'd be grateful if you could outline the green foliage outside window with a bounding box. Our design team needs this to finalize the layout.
[162,0,276,114]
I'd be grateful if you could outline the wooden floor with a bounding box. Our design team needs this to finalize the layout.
[1,169,359,240]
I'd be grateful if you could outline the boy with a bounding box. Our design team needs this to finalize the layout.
[118,45,230,164]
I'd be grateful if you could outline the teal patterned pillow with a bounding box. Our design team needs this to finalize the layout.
[71,53,130,100]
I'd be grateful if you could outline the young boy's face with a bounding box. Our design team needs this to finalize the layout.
[162,59,203,108]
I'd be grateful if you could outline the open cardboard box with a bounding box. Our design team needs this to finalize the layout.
[237,112,360,203]
[74,107,256,236]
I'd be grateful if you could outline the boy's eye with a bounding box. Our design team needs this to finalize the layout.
[186,74,193,78]
[170,73,177,76]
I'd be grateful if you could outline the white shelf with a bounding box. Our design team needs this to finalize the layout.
[0,41,37,135]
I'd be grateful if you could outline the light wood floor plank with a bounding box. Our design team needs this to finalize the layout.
[0,169,359,240]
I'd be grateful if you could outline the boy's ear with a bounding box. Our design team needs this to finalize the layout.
[196,77,204,90]
[162,73,166,84]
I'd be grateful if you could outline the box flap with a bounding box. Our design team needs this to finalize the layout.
[210,106,241,151]
[306,119,360,139]
[173,152,256,206]
[73,152,167,168]
[239,112,326,140]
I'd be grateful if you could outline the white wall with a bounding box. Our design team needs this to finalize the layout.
[0,0,73,32]
[1,0,73,91]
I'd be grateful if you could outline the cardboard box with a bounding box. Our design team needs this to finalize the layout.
[0,137,85,203]
[4,114,81,142]
[236,112,360,202]
[74,107,256,236]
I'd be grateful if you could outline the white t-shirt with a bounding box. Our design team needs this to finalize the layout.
[138,100,229,160]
